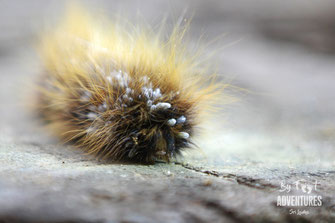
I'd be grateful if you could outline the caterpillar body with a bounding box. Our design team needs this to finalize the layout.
[36,7,220,163]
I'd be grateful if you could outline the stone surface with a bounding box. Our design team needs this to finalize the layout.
[0,0,335,222]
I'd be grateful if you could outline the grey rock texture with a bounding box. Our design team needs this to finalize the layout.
[0,0,335,222]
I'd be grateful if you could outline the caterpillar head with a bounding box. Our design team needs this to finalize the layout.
[100,72,195,163]
[125,101,194,163]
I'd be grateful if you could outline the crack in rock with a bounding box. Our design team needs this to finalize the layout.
[175,162,277,190]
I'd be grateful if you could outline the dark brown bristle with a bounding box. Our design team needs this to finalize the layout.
[38,64,195,163]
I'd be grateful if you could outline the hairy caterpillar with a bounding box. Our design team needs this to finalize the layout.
[35,6,221,163]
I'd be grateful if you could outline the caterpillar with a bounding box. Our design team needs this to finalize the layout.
[35,6,221,164]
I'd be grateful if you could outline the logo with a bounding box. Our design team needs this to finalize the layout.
[276,179,322,215]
